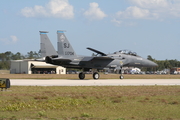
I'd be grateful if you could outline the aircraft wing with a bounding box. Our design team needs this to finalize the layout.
[81,56,113,61]
[87,47,107,56]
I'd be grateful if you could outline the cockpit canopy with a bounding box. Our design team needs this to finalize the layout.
[114,50,137,56]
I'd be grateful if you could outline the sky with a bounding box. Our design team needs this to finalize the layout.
[1,0,180,60]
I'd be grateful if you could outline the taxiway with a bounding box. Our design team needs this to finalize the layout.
[10,79,180,86]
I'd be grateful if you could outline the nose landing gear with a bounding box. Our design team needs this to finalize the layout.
[120,75,124,79]
[119,67,124,79]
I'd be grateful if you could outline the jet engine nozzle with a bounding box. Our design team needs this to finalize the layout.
[45,56,53,64]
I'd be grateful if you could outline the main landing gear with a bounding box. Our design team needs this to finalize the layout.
[78,67,124,80]
[78,71,124,80]
[79,72,85,80]
[119,67,124,79]
[93,72,99,79]
[79,72,100,80]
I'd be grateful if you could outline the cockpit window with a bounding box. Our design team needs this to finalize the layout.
[115,50,137,56]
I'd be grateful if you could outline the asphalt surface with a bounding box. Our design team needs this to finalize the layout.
[10,79,180,86]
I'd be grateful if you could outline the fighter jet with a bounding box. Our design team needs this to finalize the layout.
[45,30,157,79]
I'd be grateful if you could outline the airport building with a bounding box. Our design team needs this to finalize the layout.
[10,60,66,74]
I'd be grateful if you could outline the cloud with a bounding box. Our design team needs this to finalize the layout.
[10,36,18,43]
[84,2,107,20]
[111,18,137,27]
[21,0,74,19]
[21,6,47,18]
[111,19,122,26]
[112,0,180,25]
[129,0,169,9]
[116,6,158,19]
[128,0,180,18]
[0,36,18,44]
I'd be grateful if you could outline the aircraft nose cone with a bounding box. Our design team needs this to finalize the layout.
[144,59,158,67]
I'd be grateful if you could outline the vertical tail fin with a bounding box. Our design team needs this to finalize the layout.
[39,31,58,57]
[57,30,77,58]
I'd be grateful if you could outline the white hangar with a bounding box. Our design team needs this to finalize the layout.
[10,60,66,74]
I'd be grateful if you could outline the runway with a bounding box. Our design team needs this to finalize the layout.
[10,79,180,86]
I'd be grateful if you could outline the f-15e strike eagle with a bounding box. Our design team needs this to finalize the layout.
[40,30,157,80]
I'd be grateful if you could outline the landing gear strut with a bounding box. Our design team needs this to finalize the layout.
[119,67,124,79]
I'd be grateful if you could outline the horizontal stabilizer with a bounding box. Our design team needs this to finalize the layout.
[52,57,72,62]
[35,57,45,62]
[87,47,107,56]
[45,56,72,64]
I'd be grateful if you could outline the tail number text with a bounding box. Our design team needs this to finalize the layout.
[65,51,74,55]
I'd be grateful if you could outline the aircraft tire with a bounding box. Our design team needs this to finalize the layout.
[120,75,124,79]
[93,72,99,80]
[79,72,85,80]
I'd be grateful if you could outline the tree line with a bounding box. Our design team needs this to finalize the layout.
[146,55,180,71]
[0,51,180,71]
[0,51,40,69]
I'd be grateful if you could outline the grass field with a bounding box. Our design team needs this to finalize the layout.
[0,70,9,74]
[1,70,180,119]
[0,86,180,120]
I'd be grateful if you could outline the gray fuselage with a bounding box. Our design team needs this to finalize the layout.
[52,52,157,70]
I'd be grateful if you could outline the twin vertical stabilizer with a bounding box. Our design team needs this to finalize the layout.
[39,30,76,58]
[57,30,77,58]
